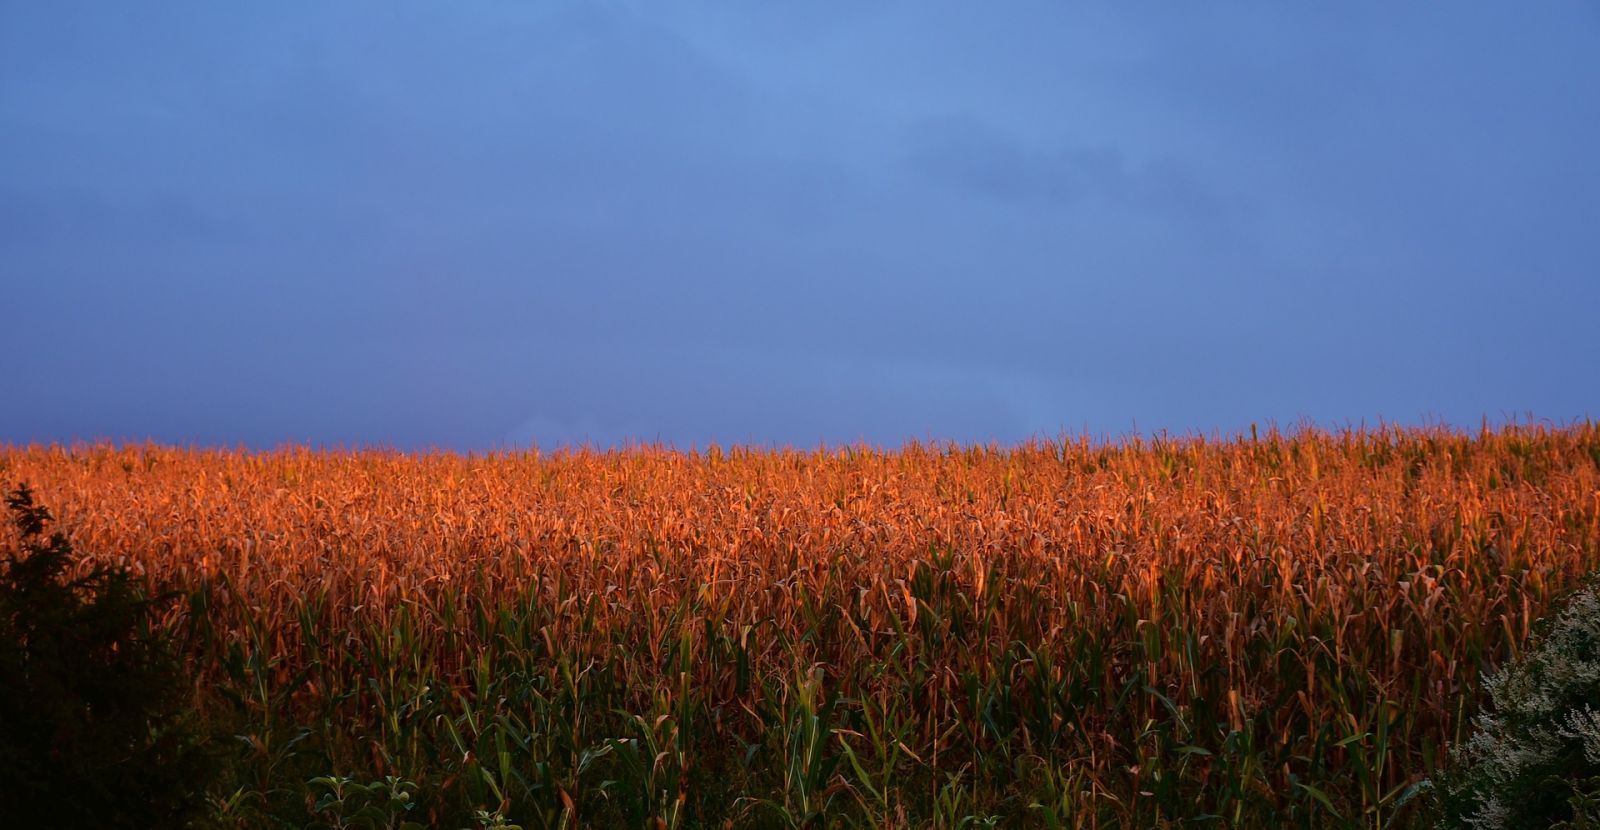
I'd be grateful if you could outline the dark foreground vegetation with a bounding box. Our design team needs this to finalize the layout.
[0,486,212,825]
[3,425,1599,827]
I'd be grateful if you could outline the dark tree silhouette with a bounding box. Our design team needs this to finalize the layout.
[0,483,212,826]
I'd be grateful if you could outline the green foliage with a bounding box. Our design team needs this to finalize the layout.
[308,774,426,829]
[0,484,213,826]
[1432,578,1600,829]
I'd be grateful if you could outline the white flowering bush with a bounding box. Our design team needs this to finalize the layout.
[1435,580,1600,829]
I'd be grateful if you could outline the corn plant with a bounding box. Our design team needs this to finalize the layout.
[1,423,1596,826]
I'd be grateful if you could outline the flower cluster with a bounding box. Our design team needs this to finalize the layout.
[1437,580,1600,829]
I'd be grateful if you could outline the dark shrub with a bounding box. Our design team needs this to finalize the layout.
[0,483,212,826]
[1433,577,1600,829]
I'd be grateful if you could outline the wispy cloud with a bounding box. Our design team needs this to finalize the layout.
[903,114,1219,219]
[1,2,1595,449]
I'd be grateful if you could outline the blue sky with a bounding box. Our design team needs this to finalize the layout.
[2,3,1597,449]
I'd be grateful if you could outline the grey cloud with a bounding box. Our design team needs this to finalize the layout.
[1,2,1595,450]
[500,344,1076,450]
[904,114,1221,219]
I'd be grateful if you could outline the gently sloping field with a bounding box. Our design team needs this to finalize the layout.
[3,424,1598,827]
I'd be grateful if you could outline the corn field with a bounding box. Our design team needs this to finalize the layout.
[4,423,1599,828]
